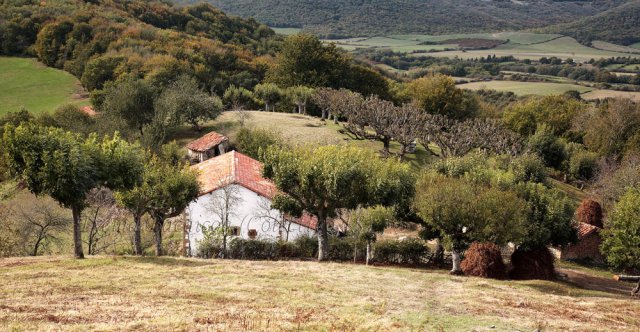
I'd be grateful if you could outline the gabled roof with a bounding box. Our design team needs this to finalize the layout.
[191,151,317,230]
[577,222,600,239]
[186,131,228,152]
[192,151,276,199]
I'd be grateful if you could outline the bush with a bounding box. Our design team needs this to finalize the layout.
[227,238,277,260]
[509,247,556,280]
[460,242,507,279]
[568,151,598,181]
[373,238,429,265]
[527,125,567,168]
[510,153,547,183]
[235,128,283,161]
[328,237,362,262]
[575,199,603,228]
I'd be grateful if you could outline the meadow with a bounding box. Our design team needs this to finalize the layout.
[457,80,593,96]
[172,111,436,170]
[0,57,87,115]
[0,256,637,331]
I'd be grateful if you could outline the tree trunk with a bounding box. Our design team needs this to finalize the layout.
[321,109,327,120]
[153,215,164,256]
[433,238,445,267]
[265,102,269,112]
[317,209,329,261]
[133,214,143,255]
[72,206,84,259]
[366,241,372,266]
[633,280,640,296]
[450,249,463,275]
[333,115,338,124]
[382,137,391,157]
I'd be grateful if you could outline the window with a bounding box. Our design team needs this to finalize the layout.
[229,226,240,236]
[248,229,257,239]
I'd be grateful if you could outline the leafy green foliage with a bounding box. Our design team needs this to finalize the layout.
[402,74,477,120]
[223,85,256,110]
[601,188,640,271]
[99,78,156,135]
[253,83,283,112]
[527,125,567,168]
[155,76,223,131]
[235,127,282,161]
[582,99,640,158]
[262,145,414,260]
[503,95,585,137]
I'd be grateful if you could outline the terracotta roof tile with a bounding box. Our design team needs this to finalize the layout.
[186,131,228,152]
[577,222,600,239]
[80,106,97,117]
[191,151,317,230]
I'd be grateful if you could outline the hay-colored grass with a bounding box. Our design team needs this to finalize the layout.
[582,89,640,102]
[0,256,638,331]
[457,80,592,96]
[0,57,88,115]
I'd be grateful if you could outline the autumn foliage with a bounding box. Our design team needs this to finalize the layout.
[575,199,604,228]
[460,242,507,279]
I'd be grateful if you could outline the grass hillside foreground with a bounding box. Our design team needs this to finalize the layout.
[0,57,87,115]
[0,256,638,331]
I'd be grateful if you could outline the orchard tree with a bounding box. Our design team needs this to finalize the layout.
[262,145,414,261]
[414,172,526,274]
[287,86,314,114]
[155,76,223,131]
[2,124,143,258]
[145,157,199,256]
[254,83,283,112]
[601,188,640,272]
[223,85,255,110]
[350,206,395,265]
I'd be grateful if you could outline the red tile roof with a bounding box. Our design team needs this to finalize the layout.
[186,131,228,152]
[577,222,600,239]
[80,106,97,117]
[191,151,317,230]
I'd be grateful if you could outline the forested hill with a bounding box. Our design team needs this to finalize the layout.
[179,0,627,38]
[544,0,640,45]
[0,0,280,95]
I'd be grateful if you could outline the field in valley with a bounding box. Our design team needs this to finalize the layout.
[457,80,593,96]
[328,33,640,62]
[0,57,88,115]
[0,256,637,331]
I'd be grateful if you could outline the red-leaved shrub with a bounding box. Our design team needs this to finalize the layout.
[460,242,507,279]
[575,199,603,228]
[509,247,556,280]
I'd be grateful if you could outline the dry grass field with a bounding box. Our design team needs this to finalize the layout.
[0,256,638,331]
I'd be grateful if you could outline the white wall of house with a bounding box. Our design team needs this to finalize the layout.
[186,184,315,256]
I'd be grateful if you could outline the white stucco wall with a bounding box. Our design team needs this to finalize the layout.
[186,184,315,256]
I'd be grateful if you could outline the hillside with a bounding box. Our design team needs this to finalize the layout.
[181,0,627,37]
[0,256,638,331]
[545,0,640,45]
[0,57,87,115]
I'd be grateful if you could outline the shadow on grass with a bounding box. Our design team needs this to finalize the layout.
[121,256,216,267]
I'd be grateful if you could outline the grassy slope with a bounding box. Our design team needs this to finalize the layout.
[0,57,87,115]
[0,256,637,331]
[172,111,436,170]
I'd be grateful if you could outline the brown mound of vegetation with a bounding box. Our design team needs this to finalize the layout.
[509,247,556,280]
[460,242,507,279]
[576,199,604,228]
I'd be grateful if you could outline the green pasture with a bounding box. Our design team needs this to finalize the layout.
[0,57,87,115]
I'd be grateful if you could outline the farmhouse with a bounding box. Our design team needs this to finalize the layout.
[183,151,316,256]
[186,131,229,163]
[556,222,604,263]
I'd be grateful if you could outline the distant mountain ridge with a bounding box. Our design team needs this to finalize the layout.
[179,0,629,38]
[544,0,640,45]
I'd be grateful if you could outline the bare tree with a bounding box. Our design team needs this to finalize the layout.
[388,103,426,161]
[254,196,297,241]
[83,188,127,255]
[207,183,242,258]
[362,95,396,156]
[234,107,253,128]
[16,199,70,256]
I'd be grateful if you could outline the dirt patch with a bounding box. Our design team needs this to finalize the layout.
[440,38,506,49]
[559,267,638,297]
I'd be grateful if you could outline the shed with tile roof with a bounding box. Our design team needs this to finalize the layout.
[186,131,229,163]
